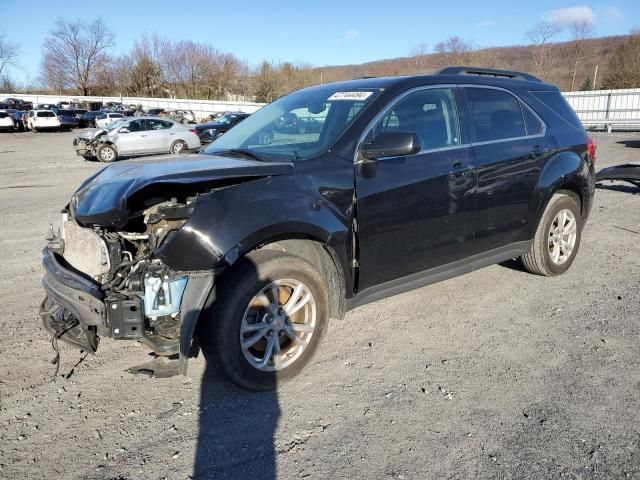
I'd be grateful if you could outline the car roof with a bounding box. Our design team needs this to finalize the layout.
[299,71,558,94]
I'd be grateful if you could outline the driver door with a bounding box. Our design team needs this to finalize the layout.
[115,119,148,155]
[355,86,477,290]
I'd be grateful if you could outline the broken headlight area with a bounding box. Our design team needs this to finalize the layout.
[40,198,198,357]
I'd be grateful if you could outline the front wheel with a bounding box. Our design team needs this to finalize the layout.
[520,191,582,276]
[96,144,118,163]
[199,250,329,391]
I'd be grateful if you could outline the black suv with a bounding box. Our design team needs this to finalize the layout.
[40,67,595,390]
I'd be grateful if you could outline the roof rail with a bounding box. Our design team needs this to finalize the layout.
[438,66,541,82]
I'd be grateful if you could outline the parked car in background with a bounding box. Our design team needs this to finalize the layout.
[171,109,196,124]
[145,108,165,116]
[57,109,80,129]
[0,110,15,131]
[95,112,125,129]
[5,109,27,130]
[79,111,104,128]
[35,103,58,111]
[27,110,60,131]
[195,112,250,143]
[57,101,71,110]
[73,116,201,162]
[0,98,33,110]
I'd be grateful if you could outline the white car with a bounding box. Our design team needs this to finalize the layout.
[0,110,15,131]
[95,112,125,129]
[27,110,60,131]
[73,116,202,162]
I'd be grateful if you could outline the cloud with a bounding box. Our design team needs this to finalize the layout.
[543,6,595,27]
[343,29,360,40]
[599,6,624,22]
[475,20,495,29]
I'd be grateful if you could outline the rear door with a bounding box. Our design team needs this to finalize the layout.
[462,86,554,252]
[145,119,174,152]
[355,86,477,290]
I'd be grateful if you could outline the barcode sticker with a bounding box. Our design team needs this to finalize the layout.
[328,91,373,101]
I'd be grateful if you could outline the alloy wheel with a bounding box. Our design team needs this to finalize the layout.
[548,208,577,265]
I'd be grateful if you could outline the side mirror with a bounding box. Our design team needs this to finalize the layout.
[360,132,421,160]
[118,127,129,133]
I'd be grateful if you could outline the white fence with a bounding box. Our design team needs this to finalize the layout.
[3,88,640,130]
[563,88,640,131]
[0,93,265,120]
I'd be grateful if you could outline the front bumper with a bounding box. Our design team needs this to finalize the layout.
[40,247,106,351]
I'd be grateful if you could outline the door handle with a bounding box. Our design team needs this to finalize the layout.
[531,145,550,158]
[449,163,474,177]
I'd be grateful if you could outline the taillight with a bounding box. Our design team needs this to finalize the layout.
[587,136,596,164]
[190,129,197,134]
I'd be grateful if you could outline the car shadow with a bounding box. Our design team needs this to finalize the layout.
[192,258,280,480]
[498,258,528,272]
[616,140,640,149]
[596,183,640,194]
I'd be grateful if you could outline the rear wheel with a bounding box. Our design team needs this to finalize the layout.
[170,140,187,154]
[520,191,582,276]
[96,144,118,163]
[199,250,329,391]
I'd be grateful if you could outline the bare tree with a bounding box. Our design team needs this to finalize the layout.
[0,33,20,78]
[41,18,114,95]
[409,43,429,73]
[569,18,595,91]
[603,29,640,89]
[434,37,474,66]
[526,21,561,81]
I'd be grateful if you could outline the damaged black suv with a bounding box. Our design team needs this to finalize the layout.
[41,67,596,390]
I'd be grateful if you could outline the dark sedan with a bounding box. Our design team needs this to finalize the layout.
[78,111,104,128]
[195,112,250,143]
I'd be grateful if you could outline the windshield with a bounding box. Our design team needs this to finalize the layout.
[103,119,127,132]
[203,87,380,161]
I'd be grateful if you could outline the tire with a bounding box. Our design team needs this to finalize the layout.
[520,191,582,276]
[199,250,329,391]
[170,140,187,154]
[96,144,118,163]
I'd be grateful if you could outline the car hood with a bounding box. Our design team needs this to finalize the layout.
[76,128,107,140]
[71,153,293,228]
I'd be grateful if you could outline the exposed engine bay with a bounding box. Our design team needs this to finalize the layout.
[42,198,201,362]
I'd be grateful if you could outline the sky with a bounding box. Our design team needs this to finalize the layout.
[1,0,637,83]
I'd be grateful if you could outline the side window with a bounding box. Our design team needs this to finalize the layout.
[127,119,145,132]
[522,103,544,136]
[367,88,460,151]
[465,88,526,142]
[148,119,172,130]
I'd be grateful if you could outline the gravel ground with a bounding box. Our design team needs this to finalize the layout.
[0,130,639,480]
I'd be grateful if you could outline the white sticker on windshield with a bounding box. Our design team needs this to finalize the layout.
[328,91,373,101]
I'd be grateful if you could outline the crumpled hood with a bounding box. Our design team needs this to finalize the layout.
[75,128,106,141]
[71,153,293,228]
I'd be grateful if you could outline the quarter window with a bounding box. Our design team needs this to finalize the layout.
[367,88,460,151]
[522,104,544,136]
[465,88,526,142]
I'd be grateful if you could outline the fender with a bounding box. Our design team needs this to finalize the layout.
[156,172,354,283]
[529,150,591,234]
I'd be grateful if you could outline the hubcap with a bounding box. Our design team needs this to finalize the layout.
[548,208,577,265]
[173,142,184,153]
[240,279,316,372]
[101,148,114,161]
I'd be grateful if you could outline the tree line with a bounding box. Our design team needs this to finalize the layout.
[0,18,639,102]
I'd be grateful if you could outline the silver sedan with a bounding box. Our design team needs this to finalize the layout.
[73,116,202,162]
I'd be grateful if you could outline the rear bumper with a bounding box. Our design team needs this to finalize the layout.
[40,247,105,351]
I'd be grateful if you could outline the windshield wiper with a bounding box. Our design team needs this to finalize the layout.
[217,148,264,162]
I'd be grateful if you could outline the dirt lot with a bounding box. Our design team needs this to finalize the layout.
[0,130,639,480]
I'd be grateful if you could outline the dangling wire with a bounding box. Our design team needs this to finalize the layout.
[50,318,80,377]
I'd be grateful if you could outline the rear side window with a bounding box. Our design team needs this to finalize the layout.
[522,104,544,135]
[531,91,583,130]
[465,87,525,142]
[0,112,7,118]
[148,119,172,130]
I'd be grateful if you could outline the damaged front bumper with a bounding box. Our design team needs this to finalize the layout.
[40,238,214,374]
